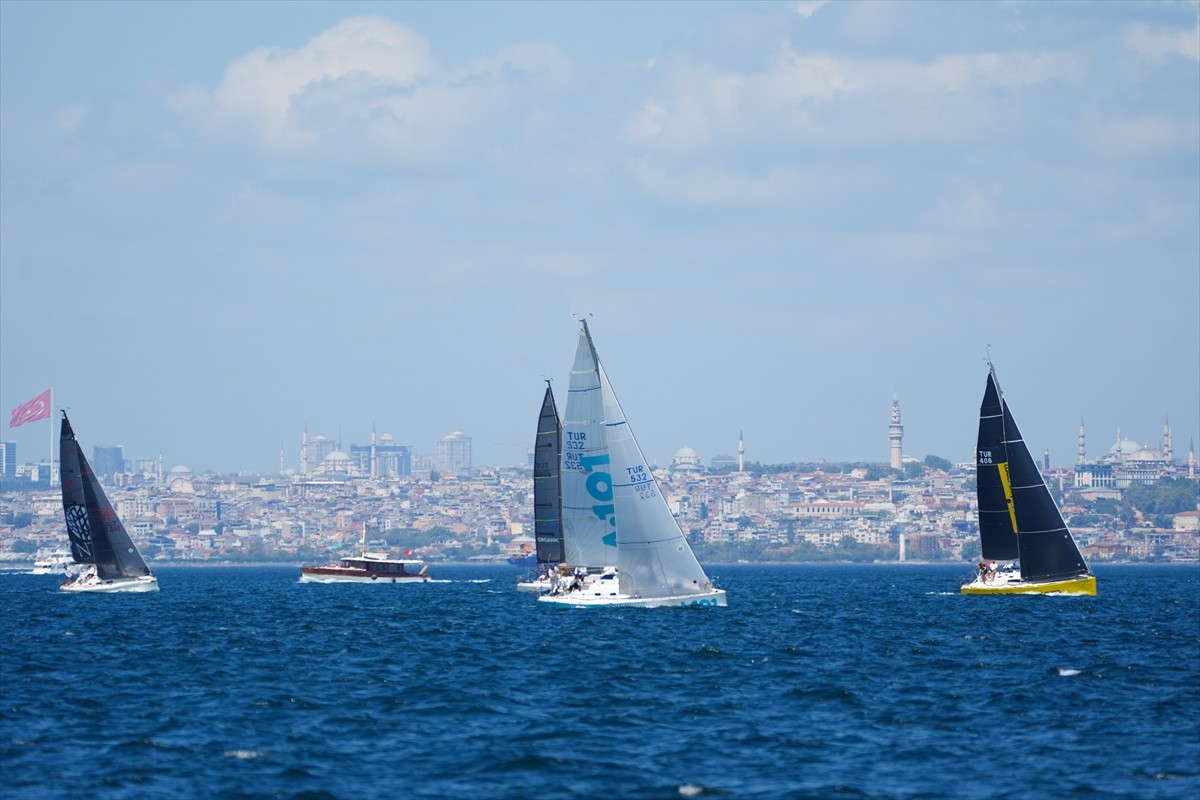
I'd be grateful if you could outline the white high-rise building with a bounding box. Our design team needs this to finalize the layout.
[437,431,472,474]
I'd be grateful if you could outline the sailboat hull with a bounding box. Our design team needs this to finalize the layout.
[960,574,1096,596]
[61,575,160,593]
[516,578,552,593]
[539,588,727,608]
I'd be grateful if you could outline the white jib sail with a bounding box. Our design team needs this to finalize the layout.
[597,360,713,598]
[560,325,618,568]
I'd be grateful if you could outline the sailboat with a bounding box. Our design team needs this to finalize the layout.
[539,321,727,608]
[58,412,159,593]
[961,361,1096,595]
[516,382,565,593]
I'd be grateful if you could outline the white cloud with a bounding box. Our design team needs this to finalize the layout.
[173,17,572,161]
[210,17,434,151]
[794,1,829,19]
[623,45,1080,153]
[1123,21,1200,62]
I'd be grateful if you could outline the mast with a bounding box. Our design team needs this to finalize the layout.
[49,388,54,487]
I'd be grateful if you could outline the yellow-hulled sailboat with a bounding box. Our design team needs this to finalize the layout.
[961,362,1096,596]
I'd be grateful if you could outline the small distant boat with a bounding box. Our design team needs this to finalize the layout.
[507,553,537,568]
[300,525,431,584]
[58,412,159,593]
[961,360,1096,596]
[31,549,74,575]
[517,382,565,593]
[539,321,726,608]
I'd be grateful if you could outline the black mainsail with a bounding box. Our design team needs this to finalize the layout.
[533,382,564,565]
[975,365,1089,582]
[59,412,153,581]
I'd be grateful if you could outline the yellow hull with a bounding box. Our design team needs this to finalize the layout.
[960,574,1096,596]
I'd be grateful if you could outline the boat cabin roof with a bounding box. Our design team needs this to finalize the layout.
[340,556,424,567]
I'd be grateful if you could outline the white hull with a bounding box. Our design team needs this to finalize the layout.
[61,575,159,593]
[299,573,430,584]
[539,588,727,608]
[516,578,551,593]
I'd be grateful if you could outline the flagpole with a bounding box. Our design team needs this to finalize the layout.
[49,387,54,487]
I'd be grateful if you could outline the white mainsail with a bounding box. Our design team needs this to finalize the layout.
[597,360,716,599]
[559,323,618,568]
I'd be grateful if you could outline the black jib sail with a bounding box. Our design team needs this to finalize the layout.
[533,382,564,565]
[59,412,153,581]
[975,366,1089,582]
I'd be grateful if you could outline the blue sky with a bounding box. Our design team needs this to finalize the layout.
[2,0,1197,474]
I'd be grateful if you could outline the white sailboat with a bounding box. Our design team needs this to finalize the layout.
[540,321,726,608]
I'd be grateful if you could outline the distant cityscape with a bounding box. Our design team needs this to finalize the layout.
[2,400,1197,565]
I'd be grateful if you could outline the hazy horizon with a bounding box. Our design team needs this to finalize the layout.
[2,1,1197,474]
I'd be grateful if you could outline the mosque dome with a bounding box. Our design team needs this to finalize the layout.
[671,446,703,473]
[323,451,352,470]
[1107,438,1143,457]
[169,465,191,475]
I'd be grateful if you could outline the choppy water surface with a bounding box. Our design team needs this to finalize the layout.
[2,564,1197,799]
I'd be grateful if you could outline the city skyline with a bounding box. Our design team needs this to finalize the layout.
[2,1,1197,473]
[2,403,1191,478]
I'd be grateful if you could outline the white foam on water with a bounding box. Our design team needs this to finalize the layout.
[223,749,265,760]
[679,785,704,798]
[1058,668,1082,677]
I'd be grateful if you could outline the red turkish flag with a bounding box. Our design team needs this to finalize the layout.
[10,389,51,429]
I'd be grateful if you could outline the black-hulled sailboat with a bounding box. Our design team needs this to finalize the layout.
[961,362,1096,596]
[516,382,565,592]
[59,412,159,593]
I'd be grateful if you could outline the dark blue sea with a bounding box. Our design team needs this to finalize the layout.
[2,564,1197,799]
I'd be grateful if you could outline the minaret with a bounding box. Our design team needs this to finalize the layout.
[370,421,378,479]
[889,396,903,470]
[1043,448,1050,473]
[301,422,309,476]
[1115,426,1123,462]
[279,444,284,475]
[1077,417,1086,464]
[1189,438,1195,479]
[738,430,745,472]
[157,452,163,485]
[1163,416,1173,462]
